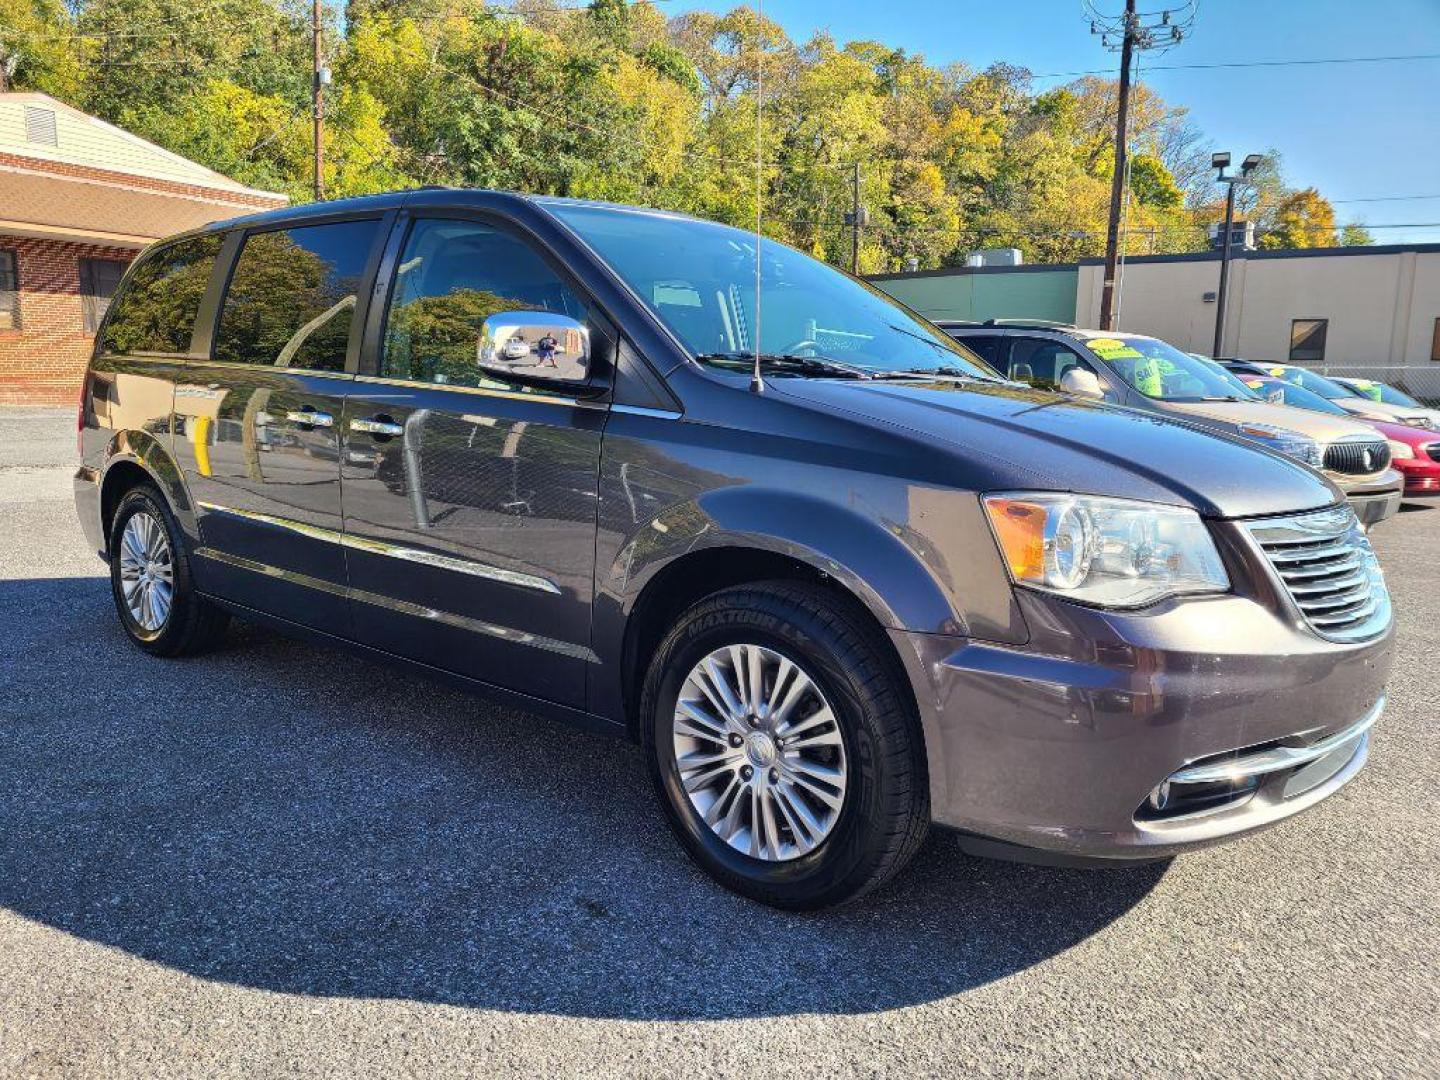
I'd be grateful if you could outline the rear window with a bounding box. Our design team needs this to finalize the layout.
[100,235,222,355]
[214,219,381,371]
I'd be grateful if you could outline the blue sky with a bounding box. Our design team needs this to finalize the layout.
[686,0,1440,242]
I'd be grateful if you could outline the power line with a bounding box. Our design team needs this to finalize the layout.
[1331,194,1440,204]
[1028,51,1440,80]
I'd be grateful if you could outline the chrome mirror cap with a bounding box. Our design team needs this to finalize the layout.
[478,311,590,383]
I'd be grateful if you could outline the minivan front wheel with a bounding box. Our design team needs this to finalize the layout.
[642,582,930,909]
[108,483,228,656]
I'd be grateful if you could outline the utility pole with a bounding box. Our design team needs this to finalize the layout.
[1097,0,1134,332]
[1211,152,1262,358]
[1088,1,1195,329]
[312,0,325,202]
[846,163,865,274]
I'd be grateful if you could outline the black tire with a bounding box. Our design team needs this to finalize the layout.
[641,581,930,909]
[108,482,229,657]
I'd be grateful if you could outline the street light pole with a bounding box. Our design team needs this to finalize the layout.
[1212,179,1238,358]
[1210,152,1262,358]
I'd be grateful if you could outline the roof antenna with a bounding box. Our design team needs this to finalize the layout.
[749,0,766,394]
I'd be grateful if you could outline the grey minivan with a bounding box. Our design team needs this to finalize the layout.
[76,191,1393,908]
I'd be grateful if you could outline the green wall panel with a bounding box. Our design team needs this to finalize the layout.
[874,269,1078,324]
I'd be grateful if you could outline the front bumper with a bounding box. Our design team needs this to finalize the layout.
[1395,458,1440,497]
[1332,470,1403,526]
[893,550,1393,862]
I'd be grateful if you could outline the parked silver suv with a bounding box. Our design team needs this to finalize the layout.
[77,193,1393,908]
[943,323,1403,527]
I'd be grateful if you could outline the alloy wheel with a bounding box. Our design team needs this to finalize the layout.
[672,643,848,861]
[117,510,174,633]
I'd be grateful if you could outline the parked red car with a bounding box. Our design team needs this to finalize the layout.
[1239,374,1440,497]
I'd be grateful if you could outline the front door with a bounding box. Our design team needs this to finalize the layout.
[176,216,387,636]
[339,215,607,708]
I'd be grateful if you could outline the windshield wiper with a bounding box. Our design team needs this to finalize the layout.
[695,352,874,379]
[880,365,1002,381]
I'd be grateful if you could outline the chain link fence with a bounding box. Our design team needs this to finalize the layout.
[1311,364,1440,407]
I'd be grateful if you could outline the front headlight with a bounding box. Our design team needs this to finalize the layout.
[1237,423,1323,467]
[1388,439,1415,460]
[982,493,1231,609]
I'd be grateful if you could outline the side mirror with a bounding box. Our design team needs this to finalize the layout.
[1060,367,1105,400]
[478,311,590,384]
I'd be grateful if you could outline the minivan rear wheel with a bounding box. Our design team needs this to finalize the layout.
[108,483,229,656]
[641,581,929,909]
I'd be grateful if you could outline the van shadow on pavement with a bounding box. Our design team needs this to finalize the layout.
[0,576,1164,1020]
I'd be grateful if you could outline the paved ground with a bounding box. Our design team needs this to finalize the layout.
[2,406,1437,1078]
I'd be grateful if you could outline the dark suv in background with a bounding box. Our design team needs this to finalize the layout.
[77,192,1393,908]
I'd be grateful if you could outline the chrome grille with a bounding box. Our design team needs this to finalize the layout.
[1245,506,1391,643]
[1323,437,1390,475]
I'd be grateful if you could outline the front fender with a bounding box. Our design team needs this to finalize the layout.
[607,484,1026,644]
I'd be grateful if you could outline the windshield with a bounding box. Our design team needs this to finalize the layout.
[1244,363,1356,400]
[1342,378,1421,407]
[544,203,997,378]
[1239,377,1350,416]
[1083,336,1255,401]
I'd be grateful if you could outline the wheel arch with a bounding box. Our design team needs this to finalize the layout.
[98,431,197,550]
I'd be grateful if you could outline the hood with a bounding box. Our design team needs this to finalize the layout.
[1160,398,1378,443]
[1336,397,1437,427]
[1370,416,1440,447]
[768,378,1339,519]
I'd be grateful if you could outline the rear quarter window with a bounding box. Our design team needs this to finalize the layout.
[101,235,223,355]
[214,219,381,371]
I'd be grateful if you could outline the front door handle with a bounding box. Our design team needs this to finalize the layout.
[286,409,334,428]
[351,416,405,438]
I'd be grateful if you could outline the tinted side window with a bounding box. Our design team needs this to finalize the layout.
[381,218,588,387]
[954,334,1004,368]
[215,219,381,371]
[1009,337,1085,390]
[100,236,221,355]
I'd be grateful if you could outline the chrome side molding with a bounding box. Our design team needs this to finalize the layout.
[195,501,560,594]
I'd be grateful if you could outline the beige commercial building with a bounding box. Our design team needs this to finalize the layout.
[1075,245,1440,371]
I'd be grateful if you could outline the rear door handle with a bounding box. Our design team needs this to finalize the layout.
[351,416,405,438]
[286,409,334,428]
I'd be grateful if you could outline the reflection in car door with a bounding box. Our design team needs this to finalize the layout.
[338,214,607,708]
[176,216,388,637]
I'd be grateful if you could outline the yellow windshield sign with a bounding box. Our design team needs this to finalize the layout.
[1087,338,1144,360]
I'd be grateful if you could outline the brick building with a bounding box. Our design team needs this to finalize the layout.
[0,93,288,405]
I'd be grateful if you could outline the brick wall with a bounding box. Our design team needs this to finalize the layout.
[0,234,137,406]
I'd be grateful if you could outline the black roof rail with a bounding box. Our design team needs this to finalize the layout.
[981,318,1080,330]
[934,318,1080,331]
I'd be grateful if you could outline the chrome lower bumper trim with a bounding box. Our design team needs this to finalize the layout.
[1170,696,1384,785]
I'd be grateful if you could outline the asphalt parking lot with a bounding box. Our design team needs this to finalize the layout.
[2,406,1437,1078]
